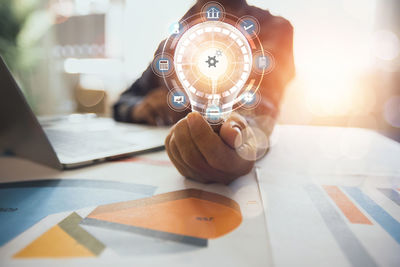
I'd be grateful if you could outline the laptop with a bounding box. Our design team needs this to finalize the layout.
[0,56,169,169]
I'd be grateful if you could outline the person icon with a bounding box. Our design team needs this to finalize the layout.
[169,22,182,36]
[172,23,180,34]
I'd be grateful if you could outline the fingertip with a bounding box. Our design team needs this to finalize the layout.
[165,130,172,148]
[233,126,243,147]
[187,112,201,128]
[187,111,212,136]
[220,122,242,148]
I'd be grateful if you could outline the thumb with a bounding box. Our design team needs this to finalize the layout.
[220,120,243,149]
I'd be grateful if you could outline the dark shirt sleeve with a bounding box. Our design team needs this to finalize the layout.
[113,64,160,122]
[244,6,295,120]
[112,5,198,123]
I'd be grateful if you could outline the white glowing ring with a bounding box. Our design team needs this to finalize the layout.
[174,21,252,101]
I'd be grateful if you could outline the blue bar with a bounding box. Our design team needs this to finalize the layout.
[378,188,400,206]
[304,184,377,267]
[343,187,400,245]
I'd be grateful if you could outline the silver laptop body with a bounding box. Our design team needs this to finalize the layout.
[0,56,169,169]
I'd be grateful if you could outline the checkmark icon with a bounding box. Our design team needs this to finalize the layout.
[244,24,254,31]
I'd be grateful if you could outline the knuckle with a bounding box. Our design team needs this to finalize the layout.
[206,153,227,171]
[189,125,203,140]
[183,151,204,171]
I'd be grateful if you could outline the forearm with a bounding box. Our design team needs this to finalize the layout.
[113,95,144,122]
[113,62,161,122]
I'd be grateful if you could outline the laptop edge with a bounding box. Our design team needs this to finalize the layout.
[0,56,63,169]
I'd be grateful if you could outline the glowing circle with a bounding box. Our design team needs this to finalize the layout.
[197,48,228,79]
[372,30,400,61]
[174,21,252,116]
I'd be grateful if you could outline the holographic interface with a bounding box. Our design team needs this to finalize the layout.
[153,1,275,124]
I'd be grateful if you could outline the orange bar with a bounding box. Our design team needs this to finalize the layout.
[87,189,242,239]
[323,185,372,225]
[248,38,256,50]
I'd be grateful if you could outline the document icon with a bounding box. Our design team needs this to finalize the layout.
[258,56,268,69]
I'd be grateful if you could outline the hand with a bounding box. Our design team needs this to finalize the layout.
[131,88,184,125]
[165,112,257,184]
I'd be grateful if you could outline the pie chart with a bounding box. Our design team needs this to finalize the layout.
[13,188,243,258]
[82,189,242,246]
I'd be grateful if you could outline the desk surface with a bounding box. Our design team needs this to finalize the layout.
[0,125,399,267]
[2,125,399,180]
[256,126,400,267]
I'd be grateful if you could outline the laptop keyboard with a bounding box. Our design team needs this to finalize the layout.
[45,129,135,157]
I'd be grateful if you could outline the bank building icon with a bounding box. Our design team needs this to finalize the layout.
[206,7,220,19]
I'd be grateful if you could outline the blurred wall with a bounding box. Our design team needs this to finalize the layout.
[251,0,400,141]
[4,0,399,141]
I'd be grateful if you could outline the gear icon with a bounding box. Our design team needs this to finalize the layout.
[216,50,222,57]
[206,56,218,68]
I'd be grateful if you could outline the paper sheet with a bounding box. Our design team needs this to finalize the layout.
[256,125,400,267]
[0,151,272,267]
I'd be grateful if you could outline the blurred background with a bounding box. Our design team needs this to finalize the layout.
[1,0,399,141]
